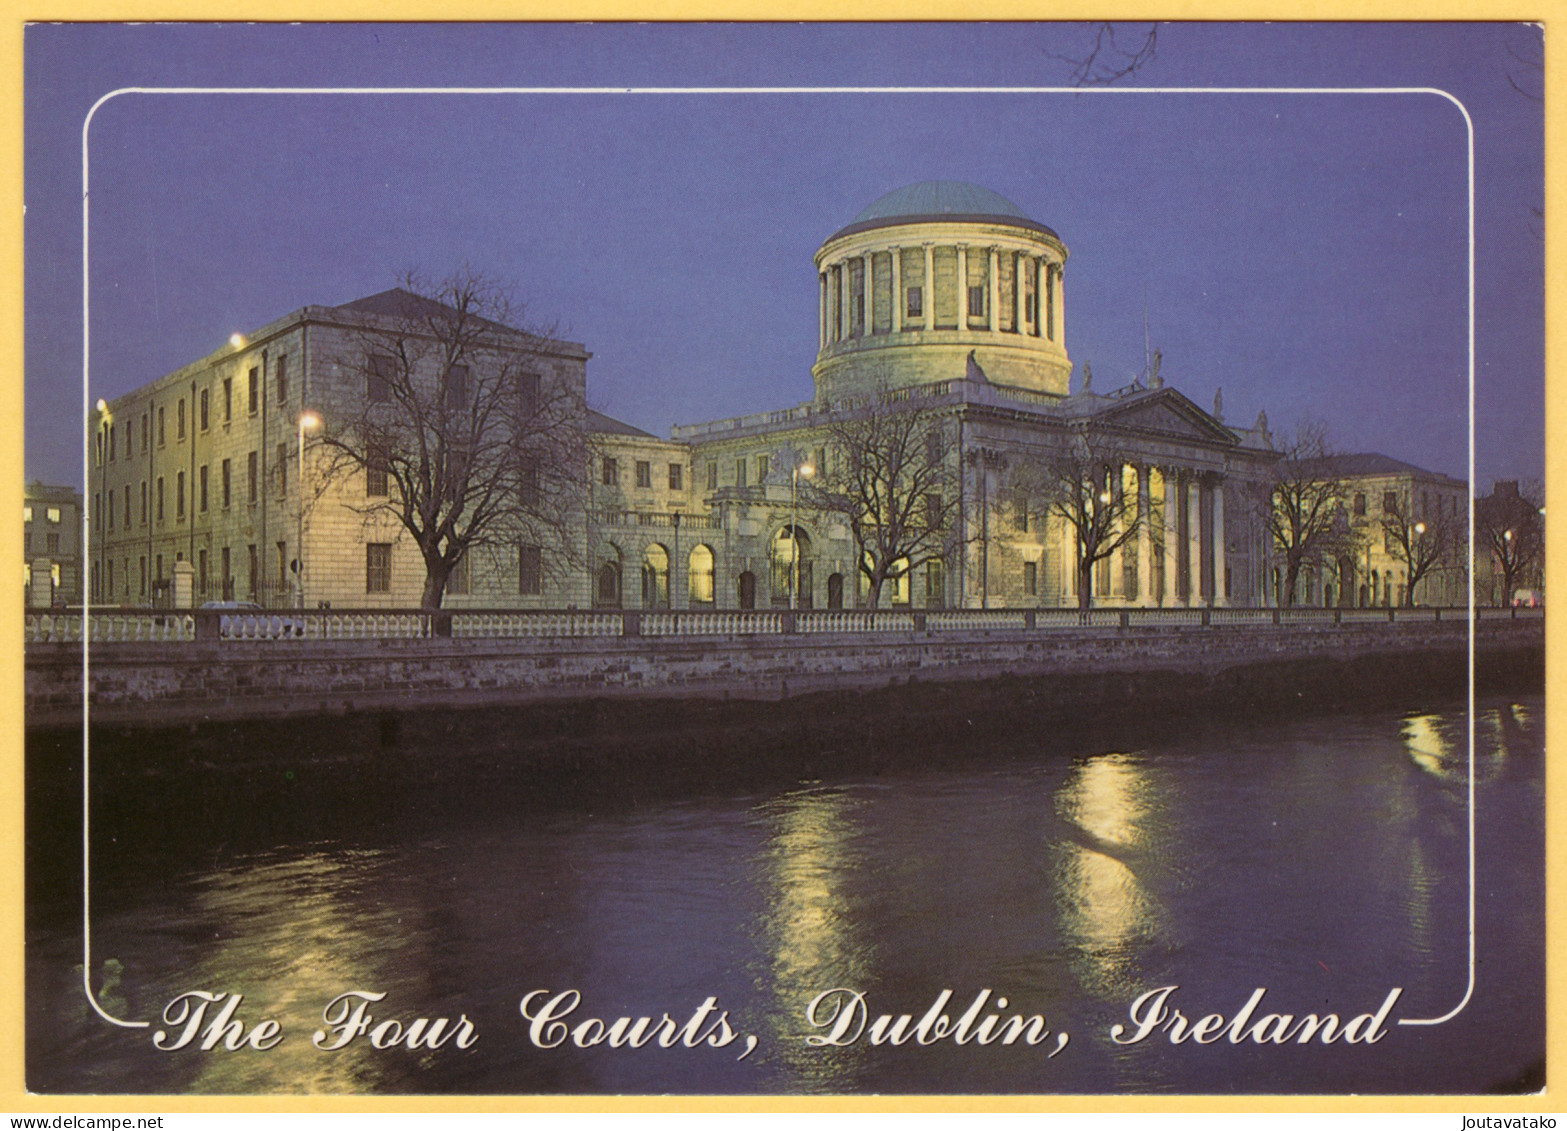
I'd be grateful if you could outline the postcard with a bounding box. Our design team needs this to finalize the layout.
[16,21,1550,1109]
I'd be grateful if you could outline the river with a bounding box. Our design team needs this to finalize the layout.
[25,693,1544,1095]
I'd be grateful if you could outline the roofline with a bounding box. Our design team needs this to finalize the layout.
[823,212,1064,245]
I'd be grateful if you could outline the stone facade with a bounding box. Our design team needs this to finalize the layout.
[23,482,82,606]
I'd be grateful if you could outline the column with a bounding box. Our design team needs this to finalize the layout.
[987,247,999,332]
[1136,465,1153,606]
[819,273,828,350]
[829,265,840,343]
[923,244,935,331]
[1187,478,1203,606]
[1211,479,1227,607]
[1108,466,1125,599]
[1014,252,1026,334]
[864,252,875,336]
[1163,469,1180,606]
[1054,265,1066,345]
[956,245,969,329]
[891,247,903,333]
[1062,519,1077,604]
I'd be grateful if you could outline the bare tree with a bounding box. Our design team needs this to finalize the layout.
[1031,428,1142,609]
[318,270,588,609]
[1048,23,1159,86]
[1381,494,1460,607]
[1476,479,1543,605]
[1263,422,1353,607]
[813,395,961,608]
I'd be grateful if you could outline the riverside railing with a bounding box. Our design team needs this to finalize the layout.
[24,604,1541,645]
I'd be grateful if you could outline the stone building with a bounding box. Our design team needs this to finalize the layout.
[88,181,1321,612]
[23,482,82,606]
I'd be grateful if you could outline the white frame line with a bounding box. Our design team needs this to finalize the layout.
[78,83,1477,1032]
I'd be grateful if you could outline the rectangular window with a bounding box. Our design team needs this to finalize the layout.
[46,507,60,524]
[1383,491,1398,514]
[277,541,288,589]
[1024,560,1039,596]
[366,447,389,497]
[447,551,471,597]
[636,460,652,488]
[223,378,232,423]
[157,406,166,446]
[602,457,618,486]
[736,459,747,488]
[517,372,540,417]
[517,460,539,507]
[1013,491,1029,532]
[46,532,60,555]
[925,492,944,528]
[199,465,209,512]
[277,442,289,495]
[176,471,185,519]
[107,492,114,530]
[276,355,289,404]
[108,424,116,461]
[200,389,209,431]
[93,494,101,532]
[907,286,923,319]
[106,558,113,596]
[248,367,260,415]
[177,398,186,440]
[156,477,165,523]
[139,481,147,525]
[222,460,232,509]
[968,285,985,318]
[221,547,231,596]
[366,543,392,593]
[248,451,258,504]
[668,463,683,491]
[123,485,130,526]
[756,455,769,482]
[1353,492,1367,517]
[125,424,133,459]
[248,544,258,597]
[198,549,208,596]
[443,364,470,411]
[21,504,31,522]
[707,461,718,491]
[368,355,394,402]
[141,413,149,452]
[519,544,542,596]
[140,555,147,597]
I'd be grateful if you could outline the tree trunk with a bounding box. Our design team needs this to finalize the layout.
[1077,561,1094,610]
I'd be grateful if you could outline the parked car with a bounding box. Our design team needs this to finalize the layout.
[199,600,308,639]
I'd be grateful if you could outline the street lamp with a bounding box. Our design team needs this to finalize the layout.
[297,410,320,608]
[1414,522,1426,537]
[790,458,815,610]
[94,399,110,606]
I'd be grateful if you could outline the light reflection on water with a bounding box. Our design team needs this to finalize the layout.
[26,698,1544,1095]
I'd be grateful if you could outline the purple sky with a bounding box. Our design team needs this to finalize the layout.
[25,23,1543,489]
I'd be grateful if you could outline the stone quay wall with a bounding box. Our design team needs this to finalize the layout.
[25,616,1542,730]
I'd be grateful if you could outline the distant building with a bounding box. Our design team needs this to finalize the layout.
[23,482,82,606]
[1473,479,1544,606]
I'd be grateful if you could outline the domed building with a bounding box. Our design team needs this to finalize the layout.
[596,181,1284,613]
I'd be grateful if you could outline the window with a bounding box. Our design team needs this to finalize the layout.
[277,542,288,589]
[108,425,116,461]
[248,367,260,414]
[93,494,101,532]
[517,460,539,507]
[248,451,258,504]
[176,471,185,519]
[736,459,747,488]
[123,485,130,526]
[447,551,471,596]
[22,532,30,554]
[177,398,186,440]
[276,442,288,495]
[199,465,209,512]
[156,477,165,523]
[107,493,114,530]
[602,457,618,486]
[1353,492,1367,517]
[968,285,985,318]
[519,544,543,595]
[125,423,133,459]
[276,355,289,404]
[139,481,147,525]
[367,355,394,402]
[222,460,232,509]
[46,532,60,555]
[1023,560,1038,596]
[221,547,231,596]
[669,463,683,491]
[443,365,470,411]
[157,406,166,446]
[248,544,258,597]
[141,413,149,452]
[707,461,718,491]
[757,455,769,482]
[21,505,31,523]
[366,543,392,593]
[200,389,209,431]
[517,372,541,417]
[925,492,944,527]
[636,460,652,488]
[139,555,147,597]
[46,507,60,524]
[907,286,923,319]
[366,447,389,497]
[1383,491,1397,514]
[198,549,208,596]
[1013,491,1029,532]
[926,559,946,602]
[223,378,232,423]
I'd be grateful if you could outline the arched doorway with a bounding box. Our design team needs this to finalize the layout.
[595,545,623,608]
[642,544,670,608]
[827,572,844,610]
[771,526,813,608]
[688,544,715,606]
[738,571,756,610]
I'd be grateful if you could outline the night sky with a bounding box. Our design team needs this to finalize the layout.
[24,22,1543,490]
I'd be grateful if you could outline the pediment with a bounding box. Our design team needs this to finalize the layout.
[1093,391,1237,446]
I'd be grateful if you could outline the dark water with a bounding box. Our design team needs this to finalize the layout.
[27,695,1544,1095]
